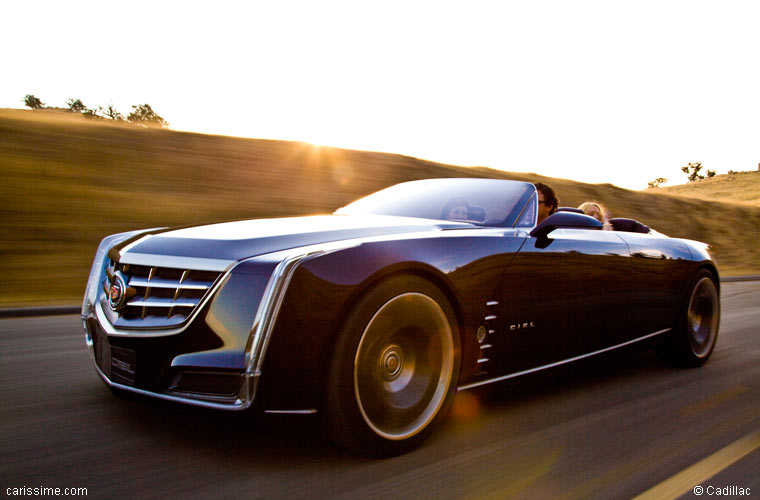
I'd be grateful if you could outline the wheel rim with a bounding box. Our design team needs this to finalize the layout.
[354,292,455,441]
[687,277,719,358]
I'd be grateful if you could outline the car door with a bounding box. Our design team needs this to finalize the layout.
[490,227,631,375]
[616,232,696,338]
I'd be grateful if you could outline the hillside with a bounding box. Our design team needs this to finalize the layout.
[2,108,759,306]
[650,170,760,206]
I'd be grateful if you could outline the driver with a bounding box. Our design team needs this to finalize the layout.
[534,182,559,224]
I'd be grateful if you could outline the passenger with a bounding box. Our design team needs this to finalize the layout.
[578,201,613,230]
[441,197,471,220]
[534,182,559,224]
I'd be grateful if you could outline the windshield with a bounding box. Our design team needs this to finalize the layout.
[336,178,536,227]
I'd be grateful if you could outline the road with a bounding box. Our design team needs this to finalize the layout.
[1,282,758,500]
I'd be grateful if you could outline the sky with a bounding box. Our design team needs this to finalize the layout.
[2,0,758,190]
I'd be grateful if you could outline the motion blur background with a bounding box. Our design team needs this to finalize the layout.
[2,0,759,189]
[1,0,759,306]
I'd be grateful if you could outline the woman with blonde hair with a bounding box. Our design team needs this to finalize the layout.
[578,201,613,230]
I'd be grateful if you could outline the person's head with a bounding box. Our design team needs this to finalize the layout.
[441,197,470,220]
[578,201,605,222]
[534,182,559,223]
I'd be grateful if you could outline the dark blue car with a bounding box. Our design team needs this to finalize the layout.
[83,178,720,455]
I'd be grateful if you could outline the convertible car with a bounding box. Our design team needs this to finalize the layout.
[83,178,720,455]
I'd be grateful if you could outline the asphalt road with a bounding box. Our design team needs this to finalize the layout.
[2,282,758,500]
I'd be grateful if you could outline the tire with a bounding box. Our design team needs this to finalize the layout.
[325,275,461,456]
[658,269,720,367]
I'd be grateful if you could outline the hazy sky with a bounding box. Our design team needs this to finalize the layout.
[2,0,758,190]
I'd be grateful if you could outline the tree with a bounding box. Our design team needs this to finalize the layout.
[98,103,124,121]
[706,170,716,178]
[127,103,168,128]
[82,108,102,120]
[66,98,87,113]
[681,162,706,182]
[23,94,45,109]
[648,177,668,188]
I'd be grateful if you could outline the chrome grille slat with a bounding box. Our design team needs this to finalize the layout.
[128,278,211,290]
[128,298,198,308]
[105,261,222,327]
[142,267,156,319]
[174,270,191,304]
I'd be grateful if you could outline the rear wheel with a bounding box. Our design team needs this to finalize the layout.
[325,276,460,455]
[659,269,720,367]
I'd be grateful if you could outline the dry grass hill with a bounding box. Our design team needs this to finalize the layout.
[651,170,760,206]
[2,108,759,306]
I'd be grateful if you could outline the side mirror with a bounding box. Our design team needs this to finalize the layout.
[530,212,602,239]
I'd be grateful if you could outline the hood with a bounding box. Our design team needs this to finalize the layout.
[115,214,470,265]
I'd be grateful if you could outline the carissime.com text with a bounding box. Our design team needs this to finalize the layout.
[6,486,88,496]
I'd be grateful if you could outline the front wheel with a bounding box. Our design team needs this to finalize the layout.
[659,269,720,367]
[325,276,461,456]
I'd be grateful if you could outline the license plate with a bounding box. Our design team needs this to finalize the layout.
[110,346,136,385]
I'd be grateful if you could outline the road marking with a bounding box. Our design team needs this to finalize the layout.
[632,430,760,500]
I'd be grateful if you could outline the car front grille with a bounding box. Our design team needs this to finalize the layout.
[102,261,223,329]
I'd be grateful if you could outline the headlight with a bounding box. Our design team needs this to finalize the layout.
[81,229,155,317]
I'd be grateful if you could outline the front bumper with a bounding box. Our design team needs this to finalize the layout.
[83,313,255,410]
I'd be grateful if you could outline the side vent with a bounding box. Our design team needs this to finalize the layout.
[478,300,499,369]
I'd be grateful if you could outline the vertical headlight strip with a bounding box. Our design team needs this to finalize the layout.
[82,229,159,372]
[247,255,303,373]
[240,241,359,408]
[82,230,156,320]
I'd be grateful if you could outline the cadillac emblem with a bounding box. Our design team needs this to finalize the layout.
[108,272,129,311]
